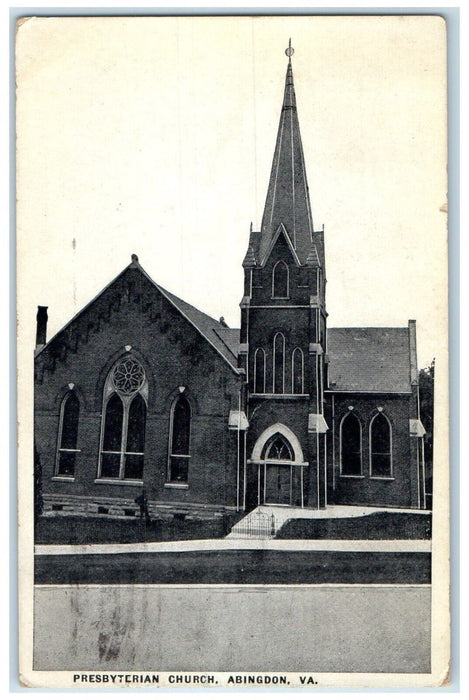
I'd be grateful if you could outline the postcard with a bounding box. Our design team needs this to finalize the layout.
[16,15,449,688]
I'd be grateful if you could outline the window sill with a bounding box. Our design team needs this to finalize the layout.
[369,476,395,481]
[250,393,309,399]
[339,474,365,479]
[52,475,75,482]
[164,483,189,490]
[94,479,144,486]
[248,460,309,467]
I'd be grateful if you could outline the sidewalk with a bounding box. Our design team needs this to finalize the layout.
[35,538,431,556]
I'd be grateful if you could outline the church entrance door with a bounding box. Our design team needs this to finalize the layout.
[265,464,292,505]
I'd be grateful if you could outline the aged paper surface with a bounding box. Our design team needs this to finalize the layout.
[17,15,449,688]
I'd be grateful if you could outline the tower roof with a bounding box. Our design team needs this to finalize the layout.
[258,44,314,265]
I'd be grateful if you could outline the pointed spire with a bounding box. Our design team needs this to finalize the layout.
[283,39,296,110]
[258,42,314,265]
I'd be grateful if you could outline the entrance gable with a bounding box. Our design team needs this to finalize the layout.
[251,423,304,464]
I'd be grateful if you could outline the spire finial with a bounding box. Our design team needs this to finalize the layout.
[258,35,314,264]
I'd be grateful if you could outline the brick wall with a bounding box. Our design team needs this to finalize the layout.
[326,393,417,508]
[35,267,242,513]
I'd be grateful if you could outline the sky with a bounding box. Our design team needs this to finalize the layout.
[17,15,447,368]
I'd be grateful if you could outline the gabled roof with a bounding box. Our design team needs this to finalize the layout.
[35,258,240,374]
[327,327,412,393]
[154,278,239,370]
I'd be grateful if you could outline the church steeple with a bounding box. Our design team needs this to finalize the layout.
[258,41,314,266]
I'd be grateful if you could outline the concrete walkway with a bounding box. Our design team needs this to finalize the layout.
[35,538,431,556]
[273,504,432,518]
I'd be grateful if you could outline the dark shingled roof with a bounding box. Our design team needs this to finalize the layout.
[327,327,412,393]
[145,278,240,371]
[213,328,241,359]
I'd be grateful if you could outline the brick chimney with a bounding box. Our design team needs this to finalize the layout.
[36,306,48,349]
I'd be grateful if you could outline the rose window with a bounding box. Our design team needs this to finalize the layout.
[112,359,145,395]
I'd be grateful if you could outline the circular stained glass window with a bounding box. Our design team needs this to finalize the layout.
[112,358,145,395]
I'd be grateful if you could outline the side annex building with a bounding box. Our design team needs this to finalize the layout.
[34,50,428,522]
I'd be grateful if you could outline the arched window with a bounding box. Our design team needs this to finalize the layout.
[291,348,304,394]
[272,261,289,298]
[340,413,362,476]
[370,413,392,477]
[125,394,146,479]
[262,433,294,462]
[168,395,191,482]
[254,348,266,394]
[56,392,80,476]
[273,332,285,394]
[99,357,147,481]
[101,393,124,478]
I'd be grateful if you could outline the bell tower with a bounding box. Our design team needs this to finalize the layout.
[239,42,329,509]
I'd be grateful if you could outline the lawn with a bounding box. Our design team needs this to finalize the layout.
[35,512,243,545]
[276,511,431,540]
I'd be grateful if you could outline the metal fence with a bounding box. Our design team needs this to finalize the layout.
[230,509,277,539]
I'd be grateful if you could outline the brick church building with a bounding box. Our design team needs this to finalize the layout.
[34,49,427,522]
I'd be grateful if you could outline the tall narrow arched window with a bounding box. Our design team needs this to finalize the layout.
[340,413,362,476]
[99,357,148,481]
[125,394,146,479]
[291,348,304,394]
[101,393,124,478]
[168,395,191,482]
[254,348,266,394]
[370,413,392,477]
[273,333,285,394]
[272,260,289,298]
[56,392,80,476]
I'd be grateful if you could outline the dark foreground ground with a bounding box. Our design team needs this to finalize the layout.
[35,549,431,585]
[35,513,242,544]
[276,511,432,540]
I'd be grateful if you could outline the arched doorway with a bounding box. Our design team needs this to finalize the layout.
[246,424,306,508]
[263,434,293,504]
